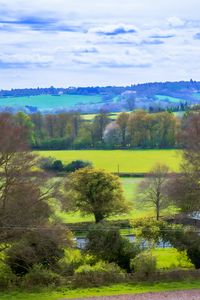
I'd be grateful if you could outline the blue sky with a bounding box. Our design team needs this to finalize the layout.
[0,0,200,88]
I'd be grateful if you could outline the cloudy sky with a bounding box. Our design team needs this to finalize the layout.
[0,0,200,88]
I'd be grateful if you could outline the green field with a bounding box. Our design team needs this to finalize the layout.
[0,281,199,300]
[0,94,103,111]
[82,112,130,121]
[39,149,181,174]
[155,95,185,103]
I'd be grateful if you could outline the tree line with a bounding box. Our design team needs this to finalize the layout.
[2,110,182,150]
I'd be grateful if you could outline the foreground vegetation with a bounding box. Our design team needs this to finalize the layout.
[1,281,200,300]
[0,110,200,295]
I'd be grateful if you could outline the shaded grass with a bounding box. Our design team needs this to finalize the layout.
[1,281,200,300]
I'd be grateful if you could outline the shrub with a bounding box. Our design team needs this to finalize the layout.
[64,160,92,173]
[58,248,97,276]
[6,228,68,275]
[52,160,64,171]
[73,261,125,287]
[0,263,17,290]
[86,224,141,272]
[22,264,63,288]
[131,251,157,279]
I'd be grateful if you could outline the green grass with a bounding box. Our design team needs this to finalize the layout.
[38,149,181,173]
[0,281,199,300]
[155,95,185,103]
[0,94,103,112]
[151,248,194,270]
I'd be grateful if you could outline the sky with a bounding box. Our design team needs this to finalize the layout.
[0,0,200,89]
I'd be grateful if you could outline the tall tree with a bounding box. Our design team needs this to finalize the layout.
[103,122,122,149]
[92,111,110,145]
[116,112,129,147]
[64,168,128,223]
[0,113,65,248]
[167,112,200,214]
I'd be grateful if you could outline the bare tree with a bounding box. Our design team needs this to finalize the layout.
[138,164,170,220]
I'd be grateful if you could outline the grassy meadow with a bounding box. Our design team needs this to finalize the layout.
[38,149,181,174]
[0,94,103,111]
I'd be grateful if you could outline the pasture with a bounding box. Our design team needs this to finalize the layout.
[0,94,103,112]
[38,149,181,173]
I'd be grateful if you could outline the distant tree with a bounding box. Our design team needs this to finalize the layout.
[116,112,129,147]
[128,110,150,148]
[103,122,122,148]
[15,112,35,144]
[65,168,128,223]
[30,112,45,146]
[137,164,170,220]
[121,91,136,111]
[73,123,93,149]
[92,111,110,145]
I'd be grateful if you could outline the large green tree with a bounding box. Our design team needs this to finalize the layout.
[65,168,129,223]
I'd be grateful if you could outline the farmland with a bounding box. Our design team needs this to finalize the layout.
[42,149,180,223]
[38,149,181,173]
[0,94,103,112]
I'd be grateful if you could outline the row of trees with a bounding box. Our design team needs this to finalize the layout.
[4,110,181,150]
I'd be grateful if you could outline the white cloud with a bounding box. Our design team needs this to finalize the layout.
[0,0,200,88]
[167,17,185,28]
[90,24,137,35]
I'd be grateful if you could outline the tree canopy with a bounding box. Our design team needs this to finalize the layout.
[65,168,129,223]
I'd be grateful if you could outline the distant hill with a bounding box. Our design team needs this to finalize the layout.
[0,80,200,114]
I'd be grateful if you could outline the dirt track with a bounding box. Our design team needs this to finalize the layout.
[62,289,200,300]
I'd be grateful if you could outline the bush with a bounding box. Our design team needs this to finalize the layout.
[22,264,63,288]
[58,248,97,276]
[6,229,67,275]
[86,224,141,272]
[52,160,64,171]
[0,263,17,290]
[73,261,125,287]
[64,160,92,173]
[131,251,157,279]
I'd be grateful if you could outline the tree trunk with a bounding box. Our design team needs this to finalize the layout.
[94,212,104,223]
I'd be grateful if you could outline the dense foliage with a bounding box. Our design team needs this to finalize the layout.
[65,168,128,223]
[0,110,181,150]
